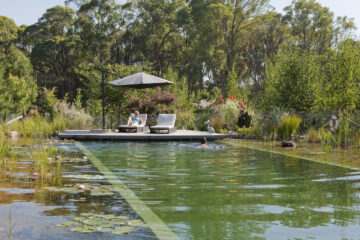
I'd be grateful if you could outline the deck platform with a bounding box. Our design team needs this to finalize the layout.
[58,130,229,141]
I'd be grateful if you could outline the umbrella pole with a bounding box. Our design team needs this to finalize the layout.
[101,70,105,130]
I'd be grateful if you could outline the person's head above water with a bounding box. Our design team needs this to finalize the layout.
[201,137,207,145]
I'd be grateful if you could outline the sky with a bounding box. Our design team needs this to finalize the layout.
[0,0,359,36]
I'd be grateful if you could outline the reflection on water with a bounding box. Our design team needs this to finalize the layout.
[176,143,230,151]
[0,142,156,240]
[83,141,360,240]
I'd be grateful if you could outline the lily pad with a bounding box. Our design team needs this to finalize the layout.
[112,226,133,235]
[57,213,145,235]
[128,219,147,227]
[56,220,78,227]
[98,227,114,233]
[63,174,105,180]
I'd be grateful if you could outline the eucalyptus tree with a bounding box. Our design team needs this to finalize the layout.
[0,16,18,55]
[122,0,186,75]
[283,0,355,54]
[72,0,123,63]
[182,0,270,94]
[242,12,290,100]
[24,6,81,99]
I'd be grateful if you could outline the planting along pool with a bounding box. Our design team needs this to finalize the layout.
[79,141,360,240]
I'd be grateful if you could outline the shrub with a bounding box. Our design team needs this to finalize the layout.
[218,100,240,130]
[253,108,284,140]
[237,126,259,137]
[277,114,302,140]
[319,128,335,152]
[176,110,196,130]
[54,100,93,130]
[211,114,224,133]
[306,126,320,143]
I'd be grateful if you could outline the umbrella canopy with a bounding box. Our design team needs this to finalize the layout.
[107,72,173,89]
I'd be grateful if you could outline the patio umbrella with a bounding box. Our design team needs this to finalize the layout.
[107,72,173,89]
[101,71,173,129]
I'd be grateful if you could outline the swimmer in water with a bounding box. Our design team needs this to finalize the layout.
[200,137,209,148]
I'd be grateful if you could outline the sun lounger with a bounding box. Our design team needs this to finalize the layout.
[150,114,176,134]
[118,114,148,133]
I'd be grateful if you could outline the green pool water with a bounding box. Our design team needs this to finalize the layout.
[82,141,360,240]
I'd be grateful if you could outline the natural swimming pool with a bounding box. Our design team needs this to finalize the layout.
[79,141,360,240]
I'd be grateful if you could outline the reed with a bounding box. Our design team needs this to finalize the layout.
[307,126,320,143]
[277,114,302,140]
[31,146,62,181]
[319,128,335,152]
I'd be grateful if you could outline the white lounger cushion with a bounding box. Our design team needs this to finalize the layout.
[152,114,176,128]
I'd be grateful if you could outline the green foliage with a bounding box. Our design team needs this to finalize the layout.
[36,88,58,120]
[306,126,320,143]
[77,63,141,118]
[283,0,355,54]
[218,100,241,130]
[166,68,196,129]
[318,128,335,152]
[253,108,284,140]
[317,40,360,112]
[262,45,321,112]
[0,16,18,54]
[31,146,62,181]
[0,47,37,118]
[277,114,302,140]
[237,126,259,137]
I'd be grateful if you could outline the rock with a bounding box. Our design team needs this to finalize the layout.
[281,140,296,148]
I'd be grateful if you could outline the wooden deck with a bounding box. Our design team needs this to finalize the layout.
[58,130,229,141]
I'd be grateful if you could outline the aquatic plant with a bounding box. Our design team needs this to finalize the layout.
[306,126,320,143]
[210,114,224,133]
[56,212,146,234]
[8,207,15,240]
[218,100,241,130]
[45,182,122,196]
[318,128,335,152]
[237,126,259,137]
[277,114,302,140]
[31,146,62,181]
[252,108,285,140]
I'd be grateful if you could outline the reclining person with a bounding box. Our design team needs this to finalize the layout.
[127,111,143,126]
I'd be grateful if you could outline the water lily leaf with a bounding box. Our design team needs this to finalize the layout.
[110,220,126,226]
[112,226,134,235]
[63,174,105,180]
[80,227,95,233]
[102,214,118,220]
[73,216,87,222]
[90,190,114,196]
[98,227,113,233]
[80,213,93,217]
[70,227,84,232]
[56,220,77,227]
[115,216,129,220]
[128,219,146,227]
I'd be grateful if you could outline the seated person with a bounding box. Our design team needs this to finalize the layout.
[127,111,143,126]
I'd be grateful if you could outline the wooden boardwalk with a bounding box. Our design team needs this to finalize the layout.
[59,130,229,141]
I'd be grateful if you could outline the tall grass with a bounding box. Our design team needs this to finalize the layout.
[277,114,302,140]
[319,128,335,152]
[31,146,62,181]
[306,126,320,143]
